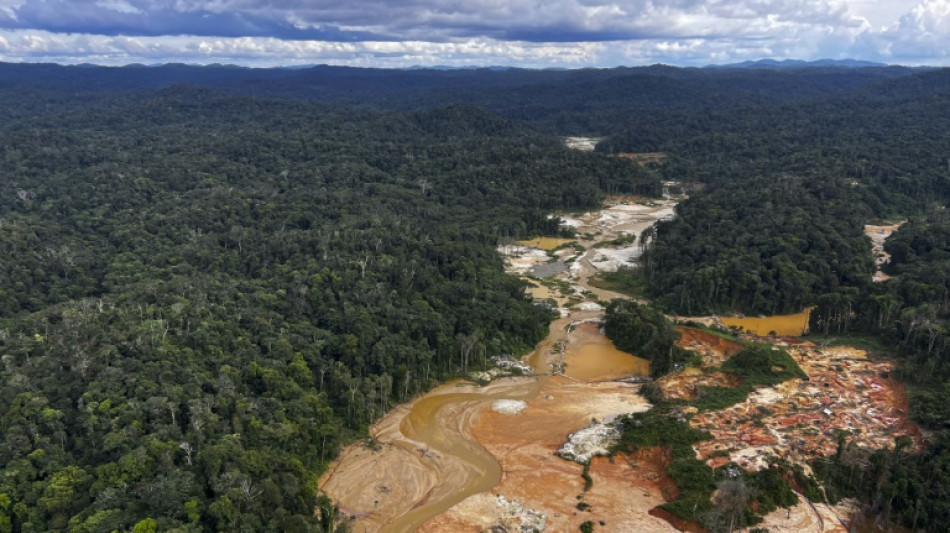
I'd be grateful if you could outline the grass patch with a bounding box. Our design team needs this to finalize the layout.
[693,384,755,411]
[541,278,574,294]
[722,344,806,386]
[588,268,646,298]
[592,234,637,248]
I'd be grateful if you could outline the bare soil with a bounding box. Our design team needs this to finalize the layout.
[421,375,665,532]
[320,198,918,533]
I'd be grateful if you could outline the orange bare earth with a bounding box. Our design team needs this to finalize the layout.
[320,198,921,533]
[420,375,670,533]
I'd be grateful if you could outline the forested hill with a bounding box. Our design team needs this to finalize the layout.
[3,62,950,532]
[600,66,950,317]
[0,62,924,123]
[0,90,657,531]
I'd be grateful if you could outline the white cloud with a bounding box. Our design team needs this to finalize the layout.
[844,0,917,29]
[0,29,608,67]
[847,0,950,64]
[94,0,142,15]
[0,0,873,42]
[0,0,948,66]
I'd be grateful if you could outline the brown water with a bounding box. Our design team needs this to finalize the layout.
[387,392,502,532]
[525,283,555,300]
[516,237,573,251]
[323,200,674,532]
[380,318,564,532]
[564,322,650,380]
[721,307,813,337]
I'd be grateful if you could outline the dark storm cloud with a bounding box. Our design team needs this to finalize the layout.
[0,0,872,43]
[0,0,389,40]
[0,0,690,42]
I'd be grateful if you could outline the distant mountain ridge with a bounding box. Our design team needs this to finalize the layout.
[711,58,891,69]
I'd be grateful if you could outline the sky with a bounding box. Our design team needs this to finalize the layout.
[0,0,947,68]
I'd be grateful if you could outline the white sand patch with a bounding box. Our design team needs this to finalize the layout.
[563,136,600,151]
[569,260,584,278]
[589,245,643,272]
[498,245,551,275]
[608,203,654,214]
[747,387,785,405]
[559,216,584,229]
[651,207,676,221]
[864,221,905,284]
[729,445,778,471]
[576,301,604,311]
[491,400,528,414]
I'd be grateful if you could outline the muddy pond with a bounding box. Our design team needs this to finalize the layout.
[720,307,813,336]
[564,322,649,380]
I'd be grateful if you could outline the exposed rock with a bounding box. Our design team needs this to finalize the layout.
[470,356,534,383]
[588,245,642,272]
[470,371,494,383]
[557,416,622,464]
[492,355,533,375]
[497,495,547,532]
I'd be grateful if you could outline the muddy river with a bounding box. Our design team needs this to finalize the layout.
[318,194,909,532]
[319,198,674,532]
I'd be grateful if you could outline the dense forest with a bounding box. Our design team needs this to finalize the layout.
[804,208,950,530]
[599,68,950,316]
[0,86,657,531]
[3,62,950,531]
[602,68,950,529]
[597,67,950,529]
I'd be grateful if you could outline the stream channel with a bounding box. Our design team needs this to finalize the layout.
[319,198,678,532]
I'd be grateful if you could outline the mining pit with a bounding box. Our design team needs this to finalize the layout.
[864,221,905,283]
[320,194,920,533]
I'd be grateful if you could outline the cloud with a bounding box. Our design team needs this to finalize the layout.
[0,0,947,67]
[0,29,608,67]
[0,0,867,43]
[849,0,950,64]
[0,0,390,40]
